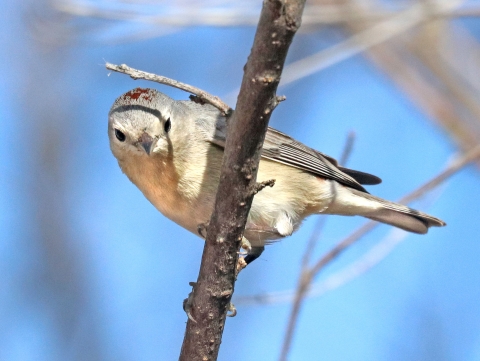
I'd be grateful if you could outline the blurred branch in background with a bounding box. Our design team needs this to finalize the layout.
[337,0,480,153]
[50,0,480,153]
[17,2,104,360]
[276,0,466,88]
[52,1,480,28]
[297,132,357,294]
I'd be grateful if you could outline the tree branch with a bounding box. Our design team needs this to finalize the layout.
[178,1,306,360]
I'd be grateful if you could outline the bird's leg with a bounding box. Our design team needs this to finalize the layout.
[236,237,253,275]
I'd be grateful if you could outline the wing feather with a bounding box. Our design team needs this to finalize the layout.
[192,103,377,193]
[262,128,369,192]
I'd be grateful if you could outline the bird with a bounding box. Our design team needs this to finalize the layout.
[108,87,446,264]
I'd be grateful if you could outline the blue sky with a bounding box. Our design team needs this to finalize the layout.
[2,1,480,361]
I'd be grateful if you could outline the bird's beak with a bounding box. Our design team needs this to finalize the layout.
[138,132,154,155]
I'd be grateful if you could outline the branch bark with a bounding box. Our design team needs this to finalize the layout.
[178,1,306,360]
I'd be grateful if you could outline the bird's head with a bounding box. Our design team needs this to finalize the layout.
[108,88,176,160]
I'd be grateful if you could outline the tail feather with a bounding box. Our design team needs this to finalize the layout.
[366,209,429,234]
[338,188,446,234]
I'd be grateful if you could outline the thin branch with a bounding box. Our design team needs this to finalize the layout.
[105,62,232,115]
[309,222,375,277]
[301,132,356,268]
[178,1,306,360]
[300,217,327,269]
[309,228,416,299]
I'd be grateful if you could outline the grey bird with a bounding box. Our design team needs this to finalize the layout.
[108,88,446,263]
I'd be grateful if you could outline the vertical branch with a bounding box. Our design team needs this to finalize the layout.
[178,1,306,360]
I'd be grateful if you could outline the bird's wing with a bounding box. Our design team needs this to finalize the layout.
[261,128,369,192]
[197,109,380,193]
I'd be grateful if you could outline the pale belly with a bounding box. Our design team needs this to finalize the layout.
[120,151,334,247]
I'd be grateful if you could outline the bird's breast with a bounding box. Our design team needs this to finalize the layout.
[117,150,221,234]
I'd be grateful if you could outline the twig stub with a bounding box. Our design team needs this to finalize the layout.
[251,179,276,196]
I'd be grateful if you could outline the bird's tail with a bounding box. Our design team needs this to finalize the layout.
[326,185,446,234]
[353,189,445,234]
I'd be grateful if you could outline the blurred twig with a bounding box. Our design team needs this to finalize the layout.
[300,132,356,270]
[278,0,465,88]
[223,0,465,103]
[335,0,480,155]
[339,131,355,166]
[20,2,104,359]
[276,143,480,360]
[53,1,480,29]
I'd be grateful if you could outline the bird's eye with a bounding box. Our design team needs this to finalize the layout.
[115,129,126,142]
[164,118,171,133]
